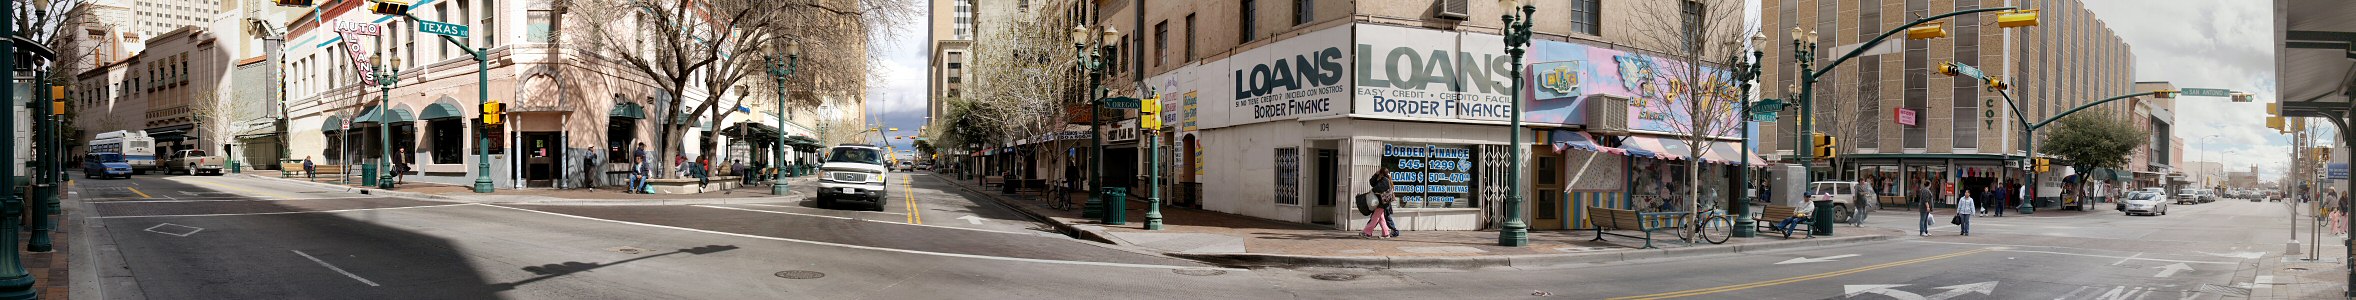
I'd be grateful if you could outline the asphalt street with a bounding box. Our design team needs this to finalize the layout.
[69,172,2338,299]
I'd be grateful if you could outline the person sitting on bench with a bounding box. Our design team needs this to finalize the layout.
[1774,190,1821,238]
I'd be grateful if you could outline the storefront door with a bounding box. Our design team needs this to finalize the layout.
[1533,147,1565,230]
[1311,149,1338,225]
[521,132,563,188]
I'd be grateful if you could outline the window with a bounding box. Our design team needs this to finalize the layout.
[438,3,452,59]
[1570,0,1600,35]
[1184,14,1196,61]
[607,117,638,159]
[1681,0,1704,52]
[1154,21,1168,67]
[483,0,497,46]
[1239,0,1257,42]
[1293,0,1313,25]
[1273,147,1299,205]
[527,10,557,43]
[430,119,462,164]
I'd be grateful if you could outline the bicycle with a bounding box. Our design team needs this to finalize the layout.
[1046,179,1072,210]
[1671,199,1734,245]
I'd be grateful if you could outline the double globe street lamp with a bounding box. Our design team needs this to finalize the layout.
[1070,24,1120,223]
[369,55,403,189]
[765,41,801,196]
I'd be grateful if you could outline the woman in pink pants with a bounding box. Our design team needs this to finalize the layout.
[1363,170,1397,238]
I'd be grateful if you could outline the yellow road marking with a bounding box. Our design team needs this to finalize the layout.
[1607,248,1993,300]
[903,174,922,224]
[125,187,151,199]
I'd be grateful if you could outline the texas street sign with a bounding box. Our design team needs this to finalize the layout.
[418,20,470,38]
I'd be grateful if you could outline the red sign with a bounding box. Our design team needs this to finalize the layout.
[1894,108,1918,127]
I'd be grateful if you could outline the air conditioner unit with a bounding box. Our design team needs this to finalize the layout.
[1435,0,1471,20]
[1584,94,1630,135]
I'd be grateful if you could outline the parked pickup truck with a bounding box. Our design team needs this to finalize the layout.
[163,149,225,176]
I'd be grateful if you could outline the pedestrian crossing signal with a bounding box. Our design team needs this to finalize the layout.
[2033,158,2051,173]
[1811,133,1837,159]
[482,101,503,125]
[367,0,411,16]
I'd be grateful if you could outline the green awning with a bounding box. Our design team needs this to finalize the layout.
[354,106,415,124]
[419,102,463,120]
[786,136,824,152]
[611,102,647,119]
[320,115,342,132]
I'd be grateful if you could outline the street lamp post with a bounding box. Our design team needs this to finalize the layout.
[765,41,801,196]
[371,55,401,189]
[1498,0,1533,247]
[1730,33,1767,238]
[1071,25,1119,222]
[0,0,36,296]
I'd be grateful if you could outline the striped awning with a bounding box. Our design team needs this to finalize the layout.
[1619,136,1687,161]
[1693,141,1769,167]
[1547,130,1627,155]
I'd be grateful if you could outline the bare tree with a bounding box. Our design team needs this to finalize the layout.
[960,0,1081,153]
[568,0,912,178]
[1626,0,1753,213]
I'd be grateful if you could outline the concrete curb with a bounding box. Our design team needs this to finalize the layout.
[238,174,810,206]
[1168,234,1895,270]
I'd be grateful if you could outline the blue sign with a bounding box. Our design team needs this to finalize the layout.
[2331,163,2348,180]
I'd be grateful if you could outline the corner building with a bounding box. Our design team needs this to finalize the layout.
[1060,0,1758,231]
[1758,0,2136,207]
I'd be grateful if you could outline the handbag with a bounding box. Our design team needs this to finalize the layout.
[1950,215,1963,225]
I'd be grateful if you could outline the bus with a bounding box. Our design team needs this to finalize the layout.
[90,130,156,174]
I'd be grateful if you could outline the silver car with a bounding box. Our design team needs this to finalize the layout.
[2122,192,2168,216]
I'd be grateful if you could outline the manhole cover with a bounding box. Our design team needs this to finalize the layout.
[1310,273,1359,281]
[607,246,649,255]
[774,270,826,279]
[1172,269,1227,276]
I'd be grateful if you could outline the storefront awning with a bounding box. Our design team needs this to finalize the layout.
[320,115,343,132]
[612,102,647,119]
[354,106,415,124]
[1548,131,1628,155]
[1619,136,1688,161]
[1694,141,1769,167]
[419,102,463,120]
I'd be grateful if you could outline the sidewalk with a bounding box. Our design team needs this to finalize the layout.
[936,177,1898,269]
[244,174,812,205]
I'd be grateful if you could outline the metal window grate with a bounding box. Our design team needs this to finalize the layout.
[1274,147,1300,205]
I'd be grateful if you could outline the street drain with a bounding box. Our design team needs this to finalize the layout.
[1310,273,1360,281]
[2198,283,2251,297]
[1172,269,1227,276]
[775,270,826,279]
[607,246,649,255]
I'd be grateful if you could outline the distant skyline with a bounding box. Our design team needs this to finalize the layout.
[867,0,931,157]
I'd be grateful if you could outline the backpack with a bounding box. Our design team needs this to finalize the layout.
[1356,192,1376,216]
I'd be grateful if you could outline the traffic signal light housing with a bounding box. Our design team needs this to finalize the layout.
[1906,22,1949,40]
[2152,90,2176,99]
[2032,158,2051,173]
[367,0,411,15]
[1811,133,1838,159]
[482,101,503,124]
[1140,96,1162,130]
[1937,64,1962,77]
[2268,116,2286,132]
[273,0,314,6]
[1996,9,2042,28]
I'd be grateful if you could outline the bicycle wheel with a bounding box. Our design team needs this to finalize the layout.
[1700,216,1732,244]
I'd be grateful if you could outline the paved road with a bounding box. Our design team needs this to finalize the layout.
[73,172,2335,299]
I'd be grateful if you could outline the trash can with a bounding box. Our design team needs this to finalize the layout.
[361,164,378,186]
[1103,187,1128,225]
[1811,199,1835,236]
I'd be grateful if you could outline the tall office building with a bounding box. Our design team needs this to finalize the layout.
[927,0,977,125]
[130,0,224,40]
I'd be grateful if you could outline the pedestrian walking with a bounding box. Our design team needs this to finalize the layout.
[734,159,750,185]
[1852,182,1875,227]
[1915,180,1935,237]
[1955,188,1978,236]
[584,152,599,191]
[302,156,316,181]
[1362,169,1398,238]
[393,148,410,184]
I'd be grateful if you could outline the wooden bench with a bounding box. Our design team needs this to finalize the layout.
[1876,196,1909,210]
[279,162,305,177]
[1586,207,1686,249]
[1753,206,1815,239]
[982,175,1006,187]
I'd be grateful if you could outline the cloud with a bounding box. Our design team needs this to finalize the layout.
[2085,0,2289,181]
[865,0,932,118]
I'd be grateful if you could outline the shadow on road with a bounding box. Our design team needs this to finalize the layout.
[490,245,739,291]
[79,174,504,298]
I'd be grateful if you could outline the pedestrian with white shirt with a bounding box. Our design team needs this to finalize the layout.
[1955,188,1978,236]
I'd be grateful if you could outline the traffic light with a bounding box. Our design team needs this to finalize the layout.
[482,101,503,125]
[1985,78,2009,91]
[2153,90,2176,99]
[367,0,411,15]
[273,0,314,6]
[1141,96,1162,130]
[49,86,63,115]
[1811,133,1838,159]
[1937,63,1963,77]
[2033,158,2051,173]
[2232,92,2254,103]
[1906,22,1949,40]
[1996,9,2042,28]
[2268,116,2286,132]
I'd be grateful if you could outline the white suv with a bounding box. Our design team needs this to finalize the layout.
[817,144,891,211]
[1806,181,1864,223]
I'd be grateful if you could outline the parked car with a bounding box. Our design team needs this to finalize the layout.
[2175,190,2200,205]
[2196,189,2218,203]
[1806,181,1864,223]
[2122,191,2168,216]
[817,144,891,211]
[81,153,132,179]
[161,149,225,176]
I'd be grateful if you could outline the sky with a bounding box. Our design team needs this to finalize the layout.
[2081,0,2290,181]
[866,0,932,158]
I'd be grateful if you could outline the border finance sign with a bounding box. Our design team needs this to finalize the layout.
[1354,26,1515,122]
[1204,26,1351,128]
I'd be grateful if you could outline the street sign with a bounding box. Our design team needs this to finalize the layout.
[1101,97,1141,109]
[2331,163,2348,180]
[1945,62,1986,79]
[2180,88,2232,97]
[417,20,469,38]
